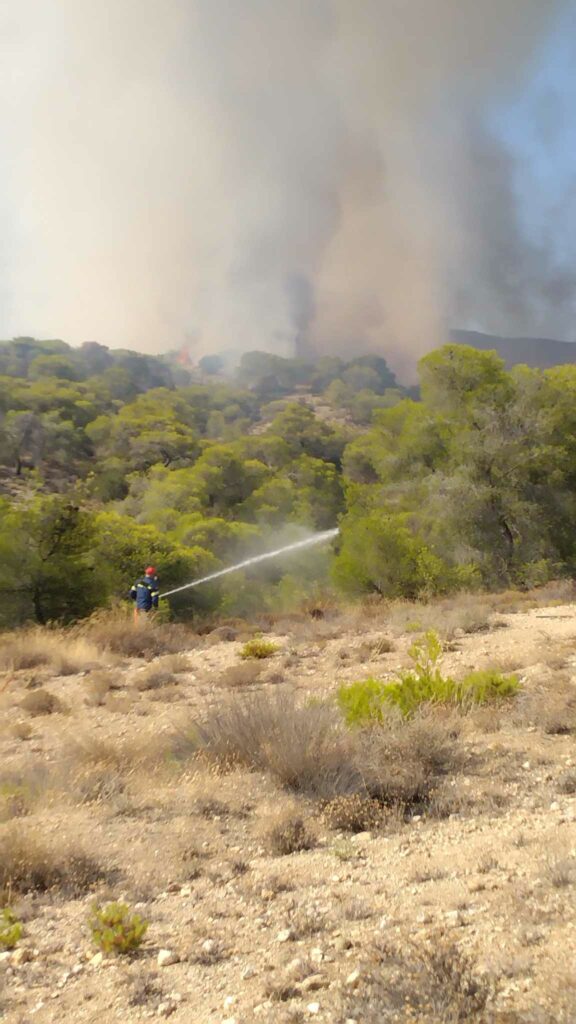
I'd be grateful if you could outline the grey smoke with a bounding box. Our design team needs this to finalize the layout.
[0,0,572,372]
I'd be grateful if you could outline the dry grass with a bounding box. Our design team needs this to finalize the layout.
[191,692,359,797]
[217,662,263,688]
[322,794,389,833]
[260,805,316,856]
[131,664,175,692]
[76,609,194,659]
[19,687,63,716]
[515,674,576,734]
[341,938,493,1023]
[190,692,461,814]
[85,670,118,706]
[385,594,494,640]
[0,827,107,900]
[0,629,103,675]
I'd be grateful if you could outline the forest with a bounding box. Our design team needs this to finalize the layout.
[1,335,576,628]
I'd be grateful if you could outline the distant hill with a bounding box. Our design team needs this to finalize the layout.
[450,329,576,370]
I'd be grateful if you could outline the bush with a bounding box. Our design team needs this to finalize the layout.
[217,663,263,688]
[0,908,22,949]
[20,688,63,716]
[341,937,493,1023]
[0,629,102,675]
[132,664,175,692]
[192,692,359,797]
[78,609,193,659]
[0,828,106,899]
[338,631,519,723]
[240,638,279,660]
[262,809,315,856]
[322,793,388,833]
[89,902,148,955]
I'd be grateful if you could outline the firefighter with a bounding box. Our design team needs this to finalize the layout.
[130,566,160,618]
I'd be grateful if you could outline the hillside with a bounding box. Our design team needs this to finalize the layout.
[1,589,575,1022]
[451,330,576,370]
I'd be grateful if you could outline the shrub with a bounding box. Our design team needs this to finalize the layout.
[192,692,359,797]
[217,662,263,688]
[78,609,193,659]
[89,902,148,955]
[262,809,315,856]
[0,908,22,949]
[341,938,493,1023]
[20,688,63,716]
[322,794,386,833]
[240,638,279,660]
[132,664,175,692]
[0,629,101,675]
[0,828,106,899]
[338,631,519,723]
[85,670,116,706]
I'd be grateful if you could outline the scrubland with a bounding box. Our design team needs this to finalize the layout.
[0,590,575,1023]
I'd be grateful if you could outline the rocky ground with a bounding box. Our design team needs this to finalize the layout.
[0,593,575,1023]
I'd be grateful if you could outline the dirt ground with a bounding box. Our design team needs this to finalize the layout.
[0,597,575,1023]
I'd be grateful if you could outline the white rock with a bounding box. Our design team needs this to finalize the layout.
[90,952,104,968]
[306,1003,321,1015]
[276,929,292,943]
[157,949,179,968]
[310,948,323,963]
[345,969,361,988]
[241,966,255,980]
[224,995,237,1008]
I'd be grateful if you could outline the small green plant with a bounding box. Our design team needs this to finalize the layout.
[240,637,279,660]
[337,631,519,724]
[89,902,148,955]
[0,908,23,949]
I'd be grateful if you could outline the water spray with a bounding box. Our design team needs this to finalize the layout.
[161,528,339,600]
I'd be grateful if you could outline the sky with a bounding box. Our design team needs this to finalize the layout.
[1,1,575,372]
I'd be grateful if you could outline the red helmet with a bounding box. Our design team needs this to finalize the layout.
[145,566,156,576]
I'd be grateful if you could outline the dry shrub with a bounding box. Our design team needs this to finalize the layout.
[157,653,190,674]
[191,693,460,811]
[77,609,194,659]
[132,664,175,692]
[341,938,493,1023]
[192,692,359,797]
[385,594,493,640]
[0,827,107,900]
[322,794,388,833]
[515,675,576,735]
[9,721,33,741]
[66,730,171,773]
[558,771,576,795]
[358,711,462,810]
[0,771,44,822]
[261,806,315,856]
[545,854,575,888]
[85,670,117,707]
[217,662,263,688]
[20,687,63,716]
[0,629,102,675]
[288,905,330,939]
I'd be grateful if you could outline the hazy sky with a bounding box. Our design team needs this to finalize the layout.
[1,1,575,371]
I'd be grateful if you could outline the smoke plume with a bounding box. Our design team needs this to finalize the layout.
[0,1,572,372]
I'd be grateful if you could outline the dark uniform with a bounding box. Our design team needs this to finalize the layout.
[130,574,160,612]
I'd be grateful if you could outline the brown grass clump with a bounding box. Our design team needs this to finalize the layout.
[385,594,494,640]
[261,806,315,856]
[217,662,263,688]
[132,664,175,692]
[322,794,388,833]
[358,712,462,810]
[19,687,63,716]
[0,629,102,675]
[77,609,194,659]
[85,670,117,706]
[341,938,493,1023]
[0,827,107,900]
[192,692,359,797]
[515,675,576,735]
